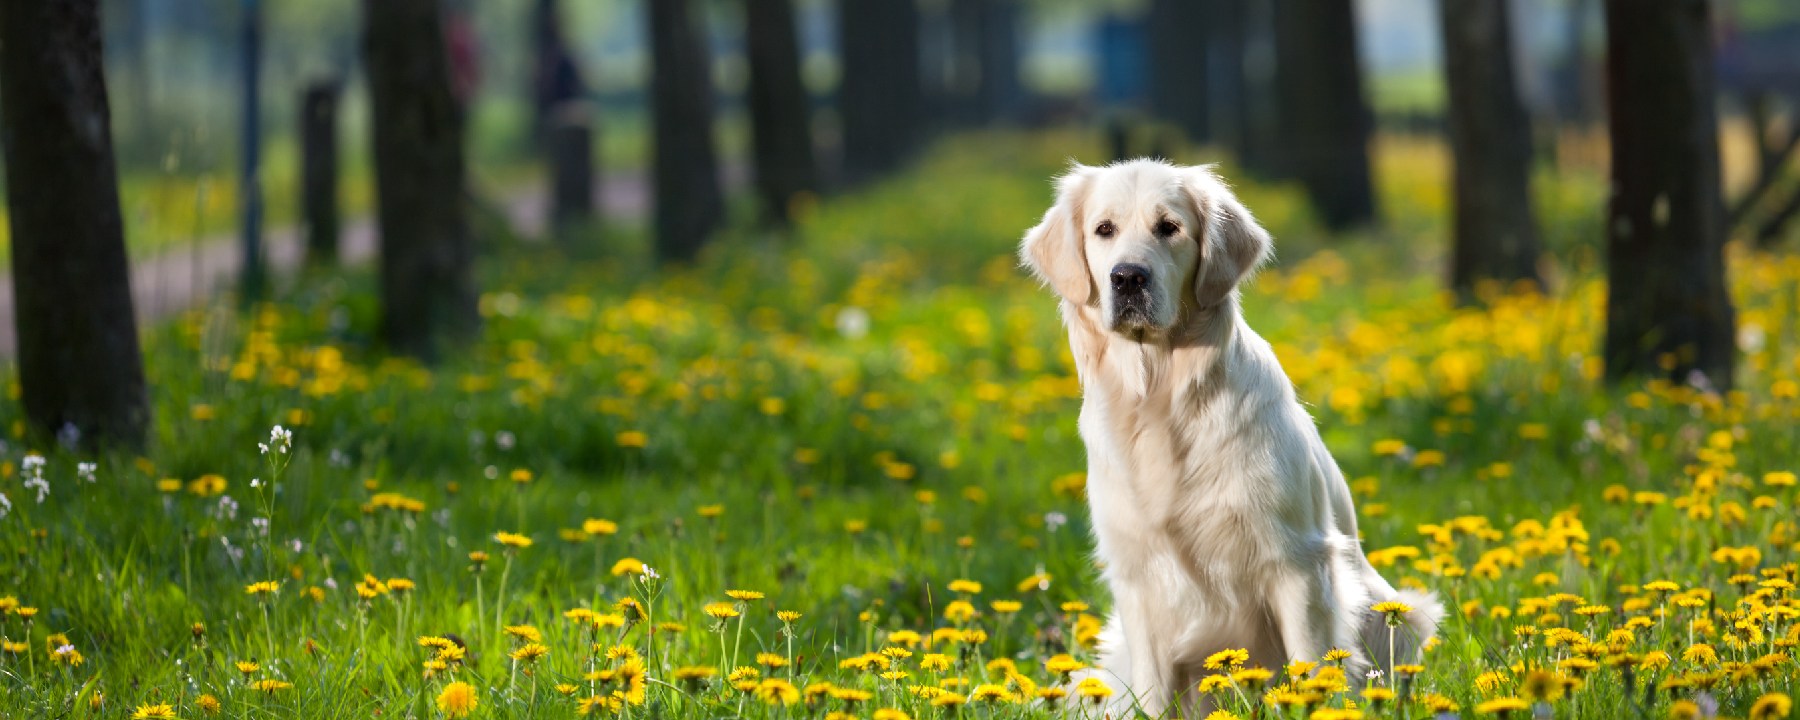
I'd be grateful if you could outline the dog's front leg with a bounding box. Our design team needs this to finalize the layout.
[1267,566,1336,669]
[1112,583,1175,718]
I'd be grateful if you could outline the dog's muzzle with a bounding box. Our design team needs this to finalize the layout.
[1110,263,1152,324]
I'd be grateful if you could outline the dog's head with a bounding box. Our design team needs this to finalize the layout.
[1019,160,1271,337]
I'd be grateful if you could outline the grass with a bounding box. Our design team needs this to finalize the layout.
[0,129,1797,719]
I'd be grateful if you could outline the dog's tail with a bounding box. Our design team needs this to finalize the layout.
[1359,583,1445,677]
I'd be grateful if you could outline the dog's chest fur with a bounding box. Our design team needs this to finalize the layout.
[1064,302,1312,606]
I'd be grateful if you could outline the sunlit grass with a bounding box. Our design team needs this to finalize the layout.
[0,130,1795,718]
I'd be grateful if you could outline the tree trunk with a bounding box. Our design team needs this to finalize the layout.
[549,103,595,234]
[301,81,340,266]
[745,0,818,226]
[363,0,479,360]
[1209,0,1252,161]
[648,0,725,263]
[948,0,1020,127]
[1441,0,1543,300]
[839,0,922,186]
[1271,0,1375,229]
[531,0,585,138]
[1147,0,1210,144]
[1602,0,1734,390]
[0,0,150,447]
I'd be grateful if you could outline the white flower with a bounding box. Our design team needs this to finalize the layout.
[22,454,45,473]
[76,462,97,483]
[1366,669,1384,681]
[0,491,10,518]
[53,644,74,657]
[642,565,661,580]
[1045,512,1068,531]
[270,424,293,453]
[250,478,262,489]
[24,477,49,504]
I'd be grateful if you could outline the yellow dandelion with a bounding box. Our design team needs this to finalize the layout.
[436,681,478,718]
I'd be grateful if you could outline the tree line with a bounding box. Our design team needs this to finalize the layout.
[0,0,1756,449]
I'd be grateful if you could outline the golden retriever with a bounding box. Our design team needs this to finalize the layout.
[1020,159,1442,716]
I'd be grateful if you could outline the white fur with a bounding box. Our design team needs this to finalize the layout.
[1020,160,1443,718]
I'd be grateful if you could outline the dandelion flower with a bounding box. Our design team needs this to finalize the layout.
[1075,677,1112,702]
[494,531,532,549]
[1474,697,1529,716]
[1203,648,1249,670]
[436,681,478,718]
[251,679,292,694]
[704,602,740,619]
[509,643,549,663]
[1751,693,1792,720]
[131,704,177,719]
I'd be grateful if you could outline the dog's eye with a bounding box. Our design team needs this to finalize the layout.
[1154,220,1180,237]
[1095,221,1116,238]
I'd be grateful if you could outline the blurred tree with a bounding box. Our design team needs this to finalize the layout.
[301,81,341,266]
[648,0,725,262]
[0,0,150,447]
[948,0,1021,127]
[531,0,585,138]
[1602,0,1735,390]
[1147,0,1210,144]
[1440,0,1543,300]
[840,0,923,185]
[1271,0,1374,229]
[364,0,479,360]
[745,0,819,226]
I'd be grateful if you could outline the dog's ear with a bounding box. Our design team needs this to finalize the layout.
[1183,166,1272,307]
[1020,165,1098,305]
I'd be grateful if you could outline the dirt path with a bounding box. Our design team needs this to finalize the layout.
[0,166,744,357]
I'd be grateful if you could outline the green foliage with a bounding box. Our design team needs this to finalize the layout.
[0,131,1796,718]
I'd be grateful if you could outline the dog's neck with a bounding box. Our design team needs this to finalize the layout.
[1062,294,1241,404]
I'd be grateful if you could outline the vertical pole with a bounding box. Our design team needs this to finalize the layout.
[240,0,265,302]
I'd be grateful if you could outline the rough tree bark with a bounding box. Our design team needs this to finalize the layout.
[363,0,479,360]
[1271,0,1375,229]
[648,0,725,262]
[745,0,819,226]
[1602,0,1735,390]
[1440,0,1543,300]
[839,0,923,186]
[0,0,151,446]
[1147,0,1210,144]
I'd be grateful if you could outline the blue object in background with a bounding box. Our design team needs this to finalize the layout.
[1095,15,1148,108]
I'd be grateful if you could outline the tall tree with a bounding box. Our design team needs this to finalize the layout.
[531,0,585,137]
[0,0,151,446]
[1271,0,1375,229]
[839,0,923,185]
[948,0,1021,127]
[648,0,725,262]
[744,0,819,226]
[1601,0,1734,389]
[1147,0,1210,143]
[363,0,479,360]
[1440,0,1543,299]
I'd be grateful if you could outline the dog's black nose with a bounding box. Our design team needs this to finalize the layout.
[1110,264,1150,293]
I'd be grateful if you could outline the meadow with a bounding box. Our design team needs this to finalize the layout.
[0,130,1797,719]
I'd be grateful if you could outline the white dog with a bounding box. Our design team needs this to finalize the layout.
[1020,159,1442,717]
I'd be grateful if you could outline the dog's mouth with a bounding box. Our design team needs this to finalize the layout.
[1109,298,1159,336]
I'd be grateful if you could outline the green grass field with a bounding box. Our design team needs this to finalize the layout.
[0,131,1796,719]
